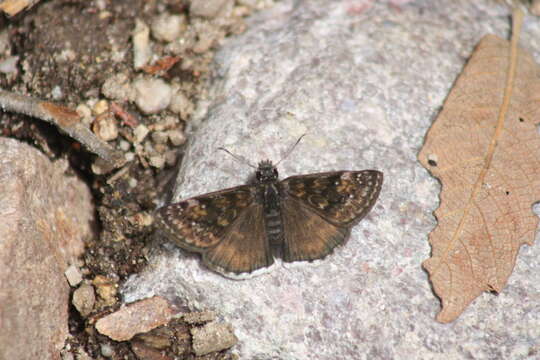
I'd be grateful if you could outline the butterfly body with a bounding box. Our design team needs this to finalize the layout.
[157,160,383,279]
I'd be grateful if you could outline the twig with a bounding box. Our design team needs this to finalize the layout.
[0,89,126,169]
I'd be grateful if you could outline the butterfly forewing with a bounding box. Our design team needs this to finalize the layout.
[282,170,383,226]
[279,170,383,263]
[156,185,257,252]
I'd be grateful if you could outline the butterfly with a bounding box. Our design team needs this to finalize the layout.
[156,160,383,279]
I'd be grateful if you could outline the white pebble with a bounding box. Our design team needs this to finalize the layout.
[133,77,172,114]
[119,140,131,151]
[51,86,63,100]
[149,155,166,168]
[133,124,150,143]
[125,152,135,162]
[64,265,83,287]
[76,104,93,126]
[100,344,114,358]
[132,19,151,69]
[128,177,138,188]
[169,89,193,119]
[151,13,185,43]
[167,129,186,146]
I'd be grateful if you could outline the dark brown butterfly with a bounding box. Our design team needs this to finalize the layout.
[156,160,383,279]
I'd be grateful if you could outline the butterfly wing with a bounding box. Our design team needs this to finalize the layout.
[156,185,273,275]
[203,203,274,275]
[280,170,383,262]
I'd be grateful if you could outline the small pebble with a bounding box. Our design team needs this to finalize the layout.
[133,19,151,69]
[119,140,131,151]
[190,0,230,18]
[133,124,150,143]
[164,150,178,167]
[143,141,155,154]
[76,104,93,126]
[125,152,136,162]
[133,77,172,114]
[92,99,109,116]
[93,275,118,307]
[64,265,83,287]
[151,13,185,43]
[92,114,118,141]
[72,284,96,317]
[100,344,114,358]
[57,49,76,62]
[148,155,165,168]
[169,90,194,119]
[191,322,238,356]
[151,115,178,131]
[154,143,167,154]
[167,129,186,146]
[151,131,169,144]
[51,86,63,100]
[101,73,135,102]
[128,177,138,188]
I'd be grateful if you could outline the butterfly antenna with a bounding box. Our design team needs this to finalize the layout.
[276,134,306,166]
[217,147,257,169]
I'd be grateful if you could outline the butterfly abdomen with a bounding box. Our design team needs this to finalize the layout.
[261,181,285,247]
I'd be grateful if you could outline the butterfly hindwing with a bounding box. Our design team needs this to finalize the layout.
[281,196,350,262]
[203,203,274,275]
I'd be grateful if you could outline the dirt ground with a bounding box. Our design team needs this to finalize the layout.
[0,0,268,358]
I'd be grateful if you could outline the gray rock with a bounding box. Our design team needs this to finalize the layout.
[123,1,540,359]
[0,138,94,360]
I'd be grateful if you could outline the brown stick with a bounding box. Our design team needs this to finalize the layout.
[0,89,126,168]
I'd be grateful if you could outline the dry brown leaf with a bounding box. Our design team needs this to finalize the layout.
[419,22,540,321]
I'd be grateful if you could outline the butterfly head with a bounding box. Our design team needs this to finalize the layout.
[256,160,279,183]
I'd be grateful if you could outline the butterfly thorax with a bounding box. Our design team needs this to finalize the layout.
[256,161,285,247]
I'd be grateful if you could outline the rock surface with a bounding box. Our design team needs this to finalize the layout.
[0,138,94,360]
[123,1,540,359]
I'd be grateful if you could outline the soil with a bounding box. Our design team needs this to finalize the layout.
[0,0,266,358]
